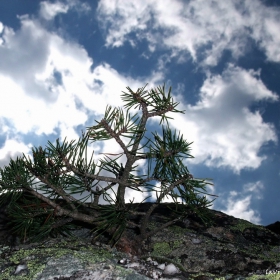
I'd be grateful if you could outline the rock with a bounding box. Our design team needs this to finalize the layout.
[163,263,180,275]
[265,221,280,235]
[0,202,280,279]
[0,237,152,280]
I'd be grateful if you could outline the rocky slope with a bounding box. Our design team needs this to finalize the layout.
[0,202,280,280]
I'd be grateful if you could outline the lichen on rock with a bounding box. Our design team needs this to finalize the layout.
[0,203,280,280]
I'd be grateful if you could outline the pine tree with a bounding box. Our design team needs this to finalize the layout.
[0,84,217,247]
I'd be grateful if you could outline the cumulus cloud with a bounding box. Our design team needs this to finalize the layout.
[0,13,161,202]
[97,0,280,65]
[165,64,278,173]
[219,181,264,224]
[0,16,91,138]
[0,14,162,138]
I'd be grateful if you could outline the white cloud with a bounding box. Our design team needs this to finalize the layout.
[243,181,264,199]
[0,15,162,139]
[97,0,280,65]
[0,15,162,203]
[246,1,280,62]
[223,195,261,224]
[219,181,264,224]
[165,64,278,173]
[39,0,91,21]
[88,63,163,115]
[0,138,33,169]
[0,17,92,138]
[97,0,152,48]
[39,1,69,20]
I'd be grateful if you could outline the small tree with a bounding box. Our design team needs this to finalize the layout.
[0,84,217,248]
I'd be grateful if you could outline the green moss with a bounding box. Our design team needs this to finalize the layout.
[169,224,186,234]
[230,218,266,233]
[153,241,171,255]
[0,238,117,280]
[248,272,280,280]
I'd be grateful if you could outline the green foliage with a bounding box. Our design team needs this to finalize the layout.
[0,84,217,247]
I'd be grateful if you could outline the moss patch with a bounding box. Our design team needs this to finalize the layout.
[0,238,124,280]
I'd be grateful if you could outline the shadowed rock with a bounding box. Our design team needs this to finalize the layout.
[265,221,280,235]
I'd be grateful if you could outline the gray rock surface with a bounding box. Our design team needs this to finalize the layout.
[0,203,280,279]
[0,236,185,280]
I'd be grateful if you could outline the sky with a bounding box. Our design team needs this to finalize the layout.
[0,0,279,226]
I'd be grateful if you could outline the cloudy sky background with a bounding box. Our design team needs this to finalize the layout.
[0,0,279,225]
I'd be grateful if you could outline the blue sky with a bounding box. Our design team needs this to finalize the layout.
[0,0,279,226]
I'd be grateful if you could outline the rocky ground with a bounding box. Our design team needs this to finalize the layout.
[0,202,280,280]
